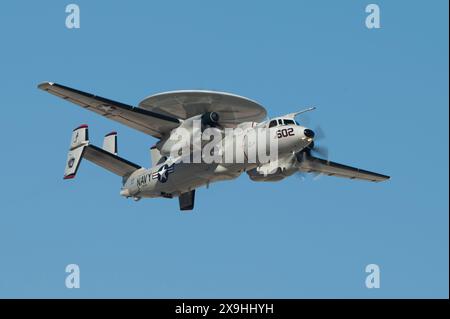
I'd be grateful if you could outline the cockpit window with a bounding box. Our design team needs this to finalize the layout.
[284,119,295,125]
[269,119,297,127]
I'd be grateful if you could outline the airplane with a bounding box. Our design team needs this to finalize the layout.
[38,82,390,210]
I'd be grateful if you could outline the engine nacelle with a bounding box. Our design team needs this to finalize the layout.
[247,159,297,182]
[201,112,220,127]
[157,112,222,157]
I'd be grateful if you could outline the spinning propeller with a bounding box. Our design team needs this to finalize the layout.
[295,111,329,180]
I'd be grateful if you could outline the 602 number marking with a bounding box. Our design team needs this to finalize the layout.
[277,128,294,138]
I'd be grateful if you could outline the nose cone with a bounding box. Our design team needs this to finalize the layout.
[120,189,130,197]
[303,129,315,138]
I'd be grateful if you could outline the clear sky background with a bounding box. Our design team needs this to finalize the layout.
[0,0,448,298]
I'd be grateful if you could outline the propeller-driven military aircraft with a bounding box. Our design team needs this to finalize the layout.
[38,82,389,210]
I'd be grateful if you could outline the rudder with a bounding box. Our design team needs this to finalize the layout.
[64,124,89,179]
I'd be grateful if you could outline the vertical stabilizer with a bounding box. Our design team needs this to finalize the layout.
[103,131,118,155]
[150,145,165,166]
[64,124,89,179]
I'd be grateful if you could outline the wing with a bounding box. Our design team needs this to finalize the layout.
[38,82,180,138]
[298,153,390,182]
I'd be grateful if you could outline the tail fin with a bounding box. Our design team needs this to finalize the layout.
[63,125,141,179]
[64,125,89,179]
[103,131,117,155]
[150,145,165,166]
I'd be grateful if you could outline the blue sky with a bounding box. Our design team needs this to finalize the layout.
[0,0,448,298]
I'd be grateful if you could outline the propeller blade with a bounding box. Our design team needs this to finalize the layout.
[295,171,307,181]
[312,145,328,159]
[312,172,323,181]
[314,125,326,141]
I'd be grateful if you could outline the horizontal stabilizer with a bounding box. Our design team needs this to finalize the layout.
[63,125,141,179]
[83,145,141,177]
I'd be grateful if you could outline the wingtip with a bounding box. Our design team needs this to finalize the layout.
[375,175,390,182]
[37,81,54,90]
